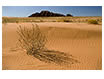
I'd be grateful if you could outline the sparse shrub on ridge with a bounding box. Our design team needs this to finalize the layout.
[63,19,73,22]
[2,18,8,24]
[16,20,19,24]
[88,19,98,24]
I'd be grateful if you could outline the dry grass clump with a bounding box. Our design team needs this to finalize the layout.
[2,17,8,25]
[88,19,98,24]
[16,21,19,24]
[17,24,79,66]
[63,19,73,22]
[17,24,47,55]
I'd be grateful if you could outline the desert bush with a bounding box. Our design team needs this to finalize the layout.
[16,20,19,24]
[2,18,8,24]
[17,24,79,66]
[17,24,47,55]
[88,19,98,24]
[40,19,44,22]
[63,19,73,22]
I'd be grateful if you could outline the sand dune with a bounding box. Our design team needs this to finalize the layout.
[2,22,102,70]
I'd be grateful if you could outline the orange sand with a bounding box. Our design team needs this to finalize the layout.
[2,22,102,70]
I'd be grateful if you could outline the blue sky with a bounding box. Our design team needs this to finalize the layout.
[2,6,102,17]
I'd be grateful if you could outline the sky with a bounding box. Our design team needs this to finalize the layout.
[2,6,102,17]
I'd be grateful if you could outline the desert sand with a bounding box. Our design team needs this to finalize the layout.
[2,22,102,70]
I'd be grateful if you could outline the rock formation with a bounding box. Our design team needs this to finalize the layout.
[66,14,73,17]
[28,11,73,17]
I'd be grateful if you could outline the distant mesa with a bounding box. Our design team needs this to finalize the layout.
[28,11,73,17]
[66,14,73,17]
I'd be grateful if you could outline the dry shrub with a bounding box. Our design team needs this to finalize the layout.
[17,24,46,55]
[2,18,8,25]
[16,20,19,24]
[88,19,98,24]
[17,24,79,66]
[63,19,73,22]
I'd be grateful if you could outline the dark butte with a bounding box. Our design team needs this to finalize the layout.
[28,11,73,17]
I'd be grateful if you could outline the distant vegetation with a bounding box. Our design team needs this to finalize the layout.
[2,16,102,24]
[88,19,98,24]
[63,19,73,22]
